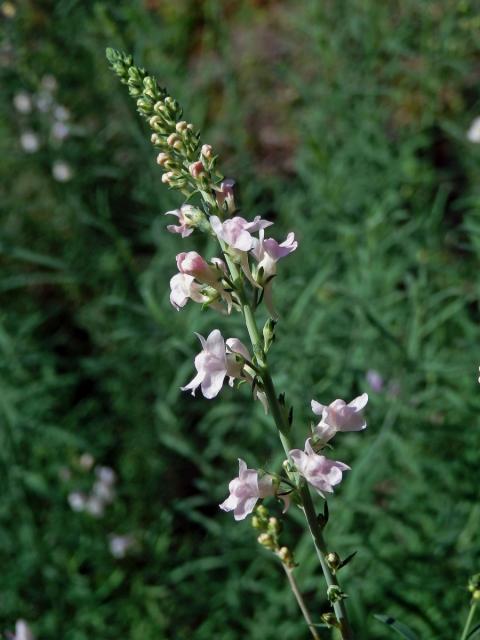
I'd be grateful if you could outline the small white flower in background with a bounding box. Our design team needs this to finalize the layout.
[52,160,73,182]
[13,92,32,114]
[53,105,70,121]
[289,439,350,497]
[92,479,115,503]
[84,495,104,518]
[109,534,136,559]
[467,117,480,143]
[51,121,70,141]
[12,619,34,640]
[68,491,87,512]
[366,369,383,392]
[20,131,40,153]
[41,74,57,92]
[220,459,275,520]
[95,466,116,485]
[311,393,368,444]
[35,91,53,113]
[58,466,71,482]
[79,452,95,471]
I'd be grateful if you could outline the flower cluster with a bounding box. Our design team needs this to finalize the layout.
[67,461,117,518]
[106,50,368,531]
[14,75,74,182]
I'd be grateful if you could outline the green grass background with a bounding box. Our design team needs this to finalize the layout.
[1,1,480,638]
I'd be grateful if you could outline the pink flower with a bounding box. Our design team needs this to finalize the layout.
[250,230,297,317]
[219,459,275,520]
[165,205,202,237]
[311,393,368,443]
[289,439,350,496]
[171,252,232,313]
[181,329,250,399]
[210,215,273,252]
[214,179,236,212]
[189,160,205,178]
[176,251,220,285]
[169,273,208,310]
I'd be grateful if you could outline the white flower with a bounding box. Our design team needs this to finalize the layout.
[219,459,275,520]
[289,439,350,496]
[109,534,136,559]
[52,160,73,182]
[13,620,34,640]
[54,105,70,121]
[95,466,116,485]
[41,74,57,92]
[467,117,480,143]
[13,92,32,114]
[51,121,70,140]
[181,329,250,399]
[311,393,368,443]
[68,491,87,512]
[79,452,95,470]
[84,495,104,518]
[20,132,40,153]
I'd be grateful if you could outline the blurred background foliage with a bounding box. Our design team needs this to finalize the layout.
[1,0,480,638]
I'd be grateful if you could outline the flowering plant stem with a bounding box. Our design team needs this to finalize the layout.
[226,256,353,639]
[283,564,321,640]
[460,602,477,640]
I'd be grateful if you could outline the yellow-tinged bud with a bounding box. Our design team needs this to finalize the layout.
[473,590,480,602]
[257,533,276,550]
[162,171,174,184]
[201,144,213,158]
[256,505,269,519]
[151,133,161,145]
[173,140,183,151]
[156,152,169,166]
[176,121,188,132]
[326,552,341,571]
[167,133,180,147]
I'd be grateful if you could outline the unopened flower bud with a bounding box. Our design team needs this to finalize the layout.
[327,585,347,603]
[278,546,294,567]
[162,171,175,184]
[268,517,281,535]
[167,133,180,147]
[187,123,194,131]
[157,152,170,166]
[189,161,205,178]
[173,140,183,151]
[468,574,480,593]
[321,613,339,628]
[325,552,341,571]
[251,515,262,530]
[149,115,162,128]
[473,590,480,602]
[201,144,213,158]
[257,533,276,550]
[154,101,167,115]
[151,133,161,145]
[176,121,188,132]
[256,505,269,519]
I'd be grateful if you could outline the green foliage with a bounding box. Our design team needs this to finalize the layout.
[1,1,480,639]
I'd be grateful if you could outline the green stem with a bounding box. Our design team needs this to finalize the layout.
[460,602,477,640]
[223,252,353,639]
[283,564,321,640]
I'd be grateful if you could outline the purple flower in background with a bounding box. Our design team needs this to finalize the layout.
[366,369,384,392]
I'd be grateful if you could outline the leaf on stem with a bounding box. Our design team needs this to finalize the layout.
[374,614,418,639]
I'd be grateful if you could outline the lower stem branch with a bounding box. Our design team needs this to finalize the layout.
[283,564,321,640]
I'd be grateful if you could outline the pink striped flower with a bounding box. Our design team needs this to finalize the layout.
[311,393,368,443]
[219,459,275,520]
[289,439,350,496]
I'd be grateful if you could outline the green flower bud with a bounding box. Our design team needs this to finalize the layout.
[325,552,341,571]
[257,533,276,550]
[321,613,339,629]
[327,585,347,603]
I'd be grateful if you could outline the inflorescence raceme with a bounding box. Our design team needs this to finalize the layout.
[107,47,368,639]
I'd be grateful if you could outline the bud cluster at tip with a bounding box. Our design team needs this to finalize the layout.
[252,505,295,569]
[106,48,221,199]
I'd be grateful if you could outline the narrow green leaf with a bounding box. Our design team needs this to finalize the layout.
[374,614,418,640]
[467,623,480,639]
